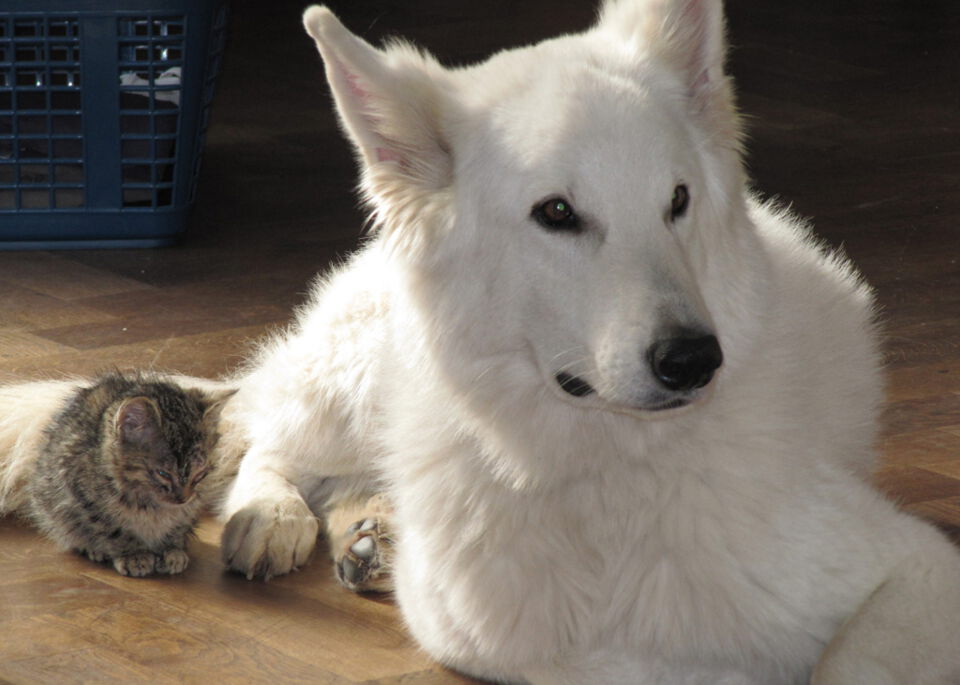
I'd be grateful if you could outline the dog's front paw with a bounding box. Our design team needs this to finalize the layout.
[334,515,395,593]
[114,551,158,577]
[221,496,320,580]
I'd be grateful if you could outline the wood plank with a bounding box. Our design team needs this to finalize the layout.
[0,253,154,301]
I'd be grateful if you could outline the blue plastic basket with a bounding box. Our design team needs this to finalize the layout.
[0,0,227,249]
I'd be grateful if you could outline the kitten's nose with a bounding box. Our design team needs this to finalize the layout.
[171,483,192,504]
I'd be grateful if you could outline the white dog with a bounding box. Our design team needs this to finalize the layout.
[218,1,960,682]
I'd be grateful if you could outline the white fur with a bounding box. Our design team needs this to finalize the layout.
[0,379,81,513]
[220,1,960,682]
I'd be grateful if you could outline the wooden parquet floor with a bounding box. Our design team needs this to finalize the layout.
[1,0,958,682]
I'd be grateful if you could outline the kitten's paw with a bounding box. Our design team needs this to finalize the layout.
[334,516,395,593]
[157,549,190,575]
[114,552,158,577]
[221,496,319,580]
[82,548,108,563]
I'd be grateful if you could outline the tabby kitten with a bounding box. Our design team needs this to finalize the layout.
[26,372,231,577]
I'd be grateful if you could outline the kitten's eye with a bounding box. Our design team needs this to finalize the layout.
[155,469,171,481]
[533,197,579,231]
[670,184,690,221]
[192,470,208,486]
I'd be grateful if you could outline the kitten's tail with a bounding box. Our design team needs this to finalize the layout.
[0,379,82,514]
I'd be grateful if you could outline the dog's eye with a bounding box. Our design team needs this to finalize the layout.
[670,184,690,221]
[533,197,579,231]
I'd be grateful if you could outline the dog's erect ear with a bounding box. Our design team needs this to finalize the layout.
[302,6,452,192]
[598,0,737,136]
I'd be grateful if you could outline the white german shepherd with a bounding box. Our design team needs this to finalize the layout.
[214,0,960,682]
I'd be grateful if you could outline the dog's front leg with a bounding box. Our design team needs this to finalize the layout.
[220,449,320,580]
[811,532,960,685]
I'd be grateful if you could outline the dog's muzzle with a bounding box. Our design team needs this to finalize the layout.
[554,332,721,405]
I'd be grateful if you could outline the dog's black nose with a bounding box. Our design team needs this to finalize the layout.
[648,333,723,392]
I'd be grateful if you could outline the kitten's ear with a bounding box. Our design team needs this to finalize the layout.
[201,388,237,425]
[116,397,162,445]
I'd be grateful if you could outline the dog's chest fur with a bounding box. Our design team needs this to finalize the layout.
[377,382,841,682]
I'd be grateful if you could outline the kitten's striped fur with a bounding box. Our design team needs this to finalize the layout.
[21,372,232,576]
